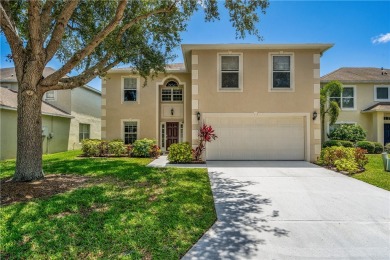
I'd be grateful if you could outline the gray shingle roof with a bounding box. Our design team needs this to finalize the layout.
[362,102,390,112]
[0,88,72,118]
[321,67,390,83]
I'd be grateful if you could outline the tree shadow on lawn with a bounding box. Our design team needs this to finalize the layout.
[1,167,216,259]
[184,171,289,260]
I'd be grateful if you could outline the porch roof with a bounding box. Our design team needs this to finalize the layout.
[362,102,390,113]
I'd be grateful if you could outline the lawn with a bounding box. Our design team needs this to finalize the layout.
[0,151,216,259]
[353,154,390,191]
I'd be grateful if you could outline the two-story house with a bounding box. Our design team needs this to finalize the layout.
[0,67,102,159]
[103,43,333,162]
[321,67,390,145]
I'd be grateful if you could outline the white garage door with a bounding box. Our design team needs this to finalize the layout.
[205,116,305,160]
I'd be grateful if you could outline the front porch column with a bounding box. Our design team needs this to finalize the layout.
[373,112,384,144]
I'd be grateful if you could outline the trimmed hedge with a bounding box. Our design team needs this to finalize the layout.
[322,140,353,148]
[318,146,368,174]
[132,138,160,158]
[355,141,375,154]
[372,142,384,154]
[168,143,193,163]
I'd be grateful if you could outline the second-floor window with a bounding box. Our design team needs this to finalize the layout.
[218,53,243,91]
[375,86,390,101]
[123,77,138,102]
[330,86,355,110]
[272,55,291,89]
[44,90,56,101]
[161,80,183,102]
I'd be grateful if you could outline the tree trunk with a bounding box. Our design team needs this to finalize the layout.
[13,82,44,182]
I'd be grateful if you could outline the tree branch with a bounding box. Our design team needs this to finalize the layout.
[44,0,80,64]
[40,0,56,36]
[41,0,128,86]
[27,0,43,56]
[43,60,120,91]
[0,2,25,70]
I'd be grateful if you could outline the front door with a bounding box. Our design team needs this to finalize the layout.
[384,124,390,145]
[166,122,179,150]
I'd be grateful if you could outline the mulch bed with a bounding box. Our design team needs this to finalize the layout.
[1,174,90,205]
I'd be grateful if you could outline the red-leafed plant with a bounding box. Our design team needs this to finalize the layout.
[193,124,218,161]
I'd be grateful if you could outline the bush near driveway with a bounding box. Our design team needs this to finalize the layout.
[168,142,193,163]
[318,146,368,174]
[328,124,366,142]
[0,150,216,259]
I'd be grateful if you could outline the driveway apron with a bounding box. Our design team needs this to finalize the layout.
[183,161,390,260]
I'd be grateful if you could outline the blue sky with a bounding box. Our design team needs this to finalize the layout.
[1,1,389,91]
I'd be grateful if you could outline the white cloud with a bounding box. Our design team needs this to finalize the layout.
[372,33,390,44]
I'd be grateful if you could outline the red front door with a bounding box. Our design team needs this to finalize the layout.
[166,122,179,150]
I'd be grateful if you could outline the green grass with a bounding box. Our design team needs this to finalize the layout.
[0,151,216,259]
[353,154,390,191]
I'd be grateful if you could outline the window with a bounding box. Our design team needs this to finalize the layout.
[180,122,184,142]
[123,121,137,144]
[161,79,183,102]
[218,53,243,91]
[44,90,56,101]
[329,86,355,110]
[375,86,390,101]
[79,124,90,141]
[123,77,138,102]
[271,55,292,89]
[161,123,165,149]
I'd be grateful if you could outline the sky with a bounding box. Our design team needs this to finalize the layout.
[1,1,389,91]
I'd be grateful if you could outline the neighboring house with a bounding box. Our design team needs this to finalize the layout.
[103,43,333,162]
[0,67,101,158]
[0,88,73,160]
[321,67,390,145]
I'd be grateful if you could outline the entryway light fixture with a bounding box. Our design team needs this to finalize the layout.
[171,108,174,116]
[312,111,318,121]
[196,111,201,121]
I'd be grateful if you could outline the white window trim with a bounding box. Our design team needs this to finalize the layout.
[217,52,243,92]
[44,90,57,101]
[268,52,295,92]
[330,85,357,111]
[121,119,140,144]
[79,123,90,142]
[160,122,166,151]
[374,85,390,101]
[121,76,140,104]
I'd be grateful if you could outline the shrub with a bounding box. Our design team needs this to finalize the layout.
[385,143,390,153]
[81,139,101,157]
[339,140,354,148]
[356,141,375,154]
[149,144,161,158]
[328,124,366,142]
[318,146,368,174]
[108,141,126,156]
[354,148,369,168]
[372,142,384,154]
[168,142,193,163]
[193,124,218,161]
[132,138,157,158]
[322,140,341,148]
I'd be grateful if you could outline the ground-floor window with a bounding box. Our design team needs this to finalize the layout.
[124,121,138,144]
[79,123,90,142]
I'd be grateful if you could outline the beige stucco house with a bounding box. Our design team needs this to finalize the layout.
[0,67,101,159]
[103,43,333,162]
[321,67,390,145]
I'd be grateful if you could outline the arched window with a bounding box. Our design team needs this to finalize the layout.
[161,79,182,102]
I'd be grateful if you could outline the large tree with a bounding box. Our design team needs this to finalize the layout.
[1,0,269,181]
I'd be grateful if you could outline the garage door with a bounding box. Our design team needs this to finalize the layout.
[205,116,305,160]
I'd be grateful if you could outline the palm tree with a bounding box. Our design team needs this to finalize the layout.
[320,81,343,143]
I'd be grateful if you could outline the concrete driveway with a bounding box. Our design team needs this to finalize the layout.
[183,161,390,260]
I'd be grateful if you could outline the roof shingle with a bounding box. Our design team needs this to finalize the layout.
[321,67,390,83]
[0,88,72,118]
